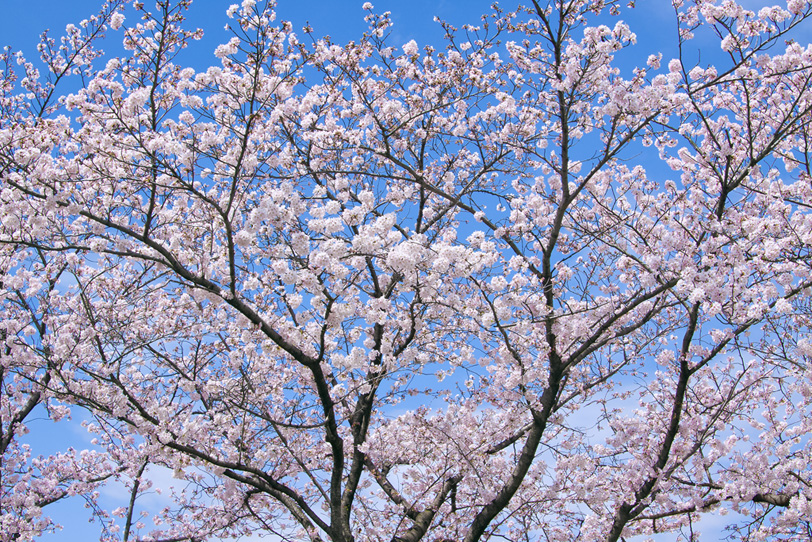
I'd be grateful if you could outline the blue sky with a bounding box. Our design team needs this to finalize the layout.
[1,1,498,58]
[1,0,687,75]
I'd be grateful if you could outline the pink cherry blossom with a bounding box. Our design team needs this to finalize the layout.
[2,1,812,541]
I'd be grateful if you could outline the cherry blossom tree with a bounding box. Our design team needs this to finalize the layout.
[2,0,812,540]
